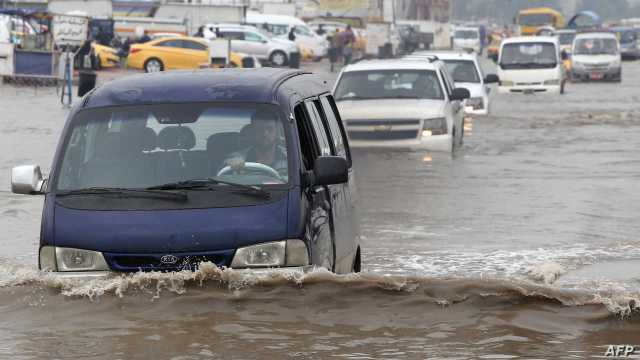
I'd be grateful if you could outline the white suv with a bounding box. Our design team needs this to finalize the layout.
[405,51,499,116]
[204,24,300,67]
[333,59,470,152]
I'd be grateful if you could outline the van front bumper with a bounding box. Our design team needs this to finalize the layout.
[572,66,621,81]
[46,266,316,279]
[498,84,560,94]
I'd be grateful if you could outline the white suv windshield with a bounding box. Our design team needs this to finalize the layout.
[335,70,444,101]
[443,60,480,83]
[55,103,289,191]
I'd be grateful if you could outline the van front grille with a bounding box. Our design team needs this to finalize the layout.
[103,250,235,272]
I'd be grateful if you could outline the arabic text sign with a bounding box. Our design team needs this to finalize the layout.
[53,15,88,46]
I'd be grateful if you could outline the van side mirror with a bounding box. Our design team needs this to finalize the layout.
[484,74,499,84]
[450,87,470,101]
[313,156,348,186]
[11,165,45,195]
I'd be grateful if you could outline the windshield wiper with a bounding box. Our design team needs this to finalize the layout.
[56,187,188,201]
[147,178,271,199]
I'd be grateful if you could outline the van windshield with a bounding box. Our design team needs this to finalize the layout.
[334,70,444,101]
[500,42,558,69]
[454,30,478,39]
[54,103,289,192]
[574,38,618,55]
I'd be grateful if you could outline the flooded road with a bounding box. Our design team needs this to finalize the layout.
[2,60,640,359]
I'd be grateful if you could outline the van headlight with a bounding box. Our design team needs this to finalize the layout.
[39,246,110,272]
[543,79,560,85]
[230,240,309,268]
[422,117,447,136]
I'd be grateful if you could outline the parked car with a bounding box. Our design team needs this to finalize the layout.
[11,68,361,275]
[406,51,499,115]
[497,36,567,94]
[127,36,259,72]
[571,32,621,82]
[611,27,640,60]
[92,43,120,69]
[204,24,300,68]
[127,36,211,72]
[453,26,482,54]
[245,12,328,60]
[333,59,470,152]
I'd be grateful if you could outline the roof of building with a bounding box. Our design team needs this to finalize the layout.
[82,68,327,109]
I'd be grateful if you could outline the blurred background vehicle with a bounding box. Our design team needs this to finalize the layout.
[516,7,565,36]
[611,26,640,60]
[245,12,327,61]
[204,24,300,68]
[452,26,481,54]
[571,32,622,82]
[127,36,211,72]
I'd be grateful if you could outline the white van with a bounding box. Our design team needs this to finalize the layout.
[497,36,566,94]
[245,12,328,59]
[453,27,482,54]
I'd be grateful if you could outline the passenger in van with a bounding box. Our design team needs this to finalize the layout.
[223,111,287,176]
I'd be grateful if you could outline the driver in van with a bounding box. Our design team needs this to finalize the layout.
[223,112,287,176]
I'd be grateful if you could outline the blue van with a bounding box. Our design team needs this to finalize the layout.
[11,68,361,275]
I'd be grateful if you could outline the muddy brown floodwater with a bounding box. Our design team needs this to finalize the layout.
[1,60,640,359]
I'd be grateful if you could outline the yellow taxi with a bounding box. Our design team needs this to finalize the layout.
[128,36,259,72]
[92,43,120,69]
[128,36,211,72]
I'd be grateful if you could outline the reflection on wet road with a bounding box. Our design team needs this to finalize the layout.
[1,59,640,358]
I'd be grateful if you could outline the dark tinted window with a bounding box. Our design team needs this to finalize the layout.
[443,60,480,83]
[183,40,207,50]
[318,96,347,159]
[156,40,182,48]
[219,31,245,40]
[305,102,331,156]
[294,104,318,170]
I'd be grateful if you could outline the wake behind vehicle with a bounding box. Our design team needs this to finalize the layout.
[333,59,470,152]
[11,69,360,275]
[571,32,621,82]
[406,51,499,116]
[497,36,566,94]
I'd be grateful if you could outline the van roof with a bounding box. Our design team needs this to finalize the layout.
[501,36,558,45]
[82,69,325,109]
[574,31,617,39]
[412,50,477,61]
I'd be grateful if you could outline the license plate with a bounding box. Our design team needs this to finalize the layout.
[590,73,603,80]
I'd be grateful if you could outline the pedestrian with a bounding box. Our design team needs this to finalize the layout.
[194,25,204,37]
[341,25,356,65]
[327,31,339,72]
[288,26,296,42]
[316,24,326,36]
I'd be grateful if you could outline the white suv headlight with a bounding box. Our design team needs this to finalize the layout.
[39,246,110,272]
[422,117,447,136]
[230,240,309,268]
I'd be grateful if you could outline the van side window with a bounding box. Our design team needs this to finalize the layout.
[317,96,349,161]
[294,104,319,170]
[304,101,331,156]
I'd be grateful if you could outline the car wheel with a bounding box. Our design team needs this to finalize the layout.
[269,51,287,67]
[144,58,164,73]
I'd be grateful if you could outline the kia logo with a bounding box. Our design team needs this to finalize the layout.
[160,255,178,265]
